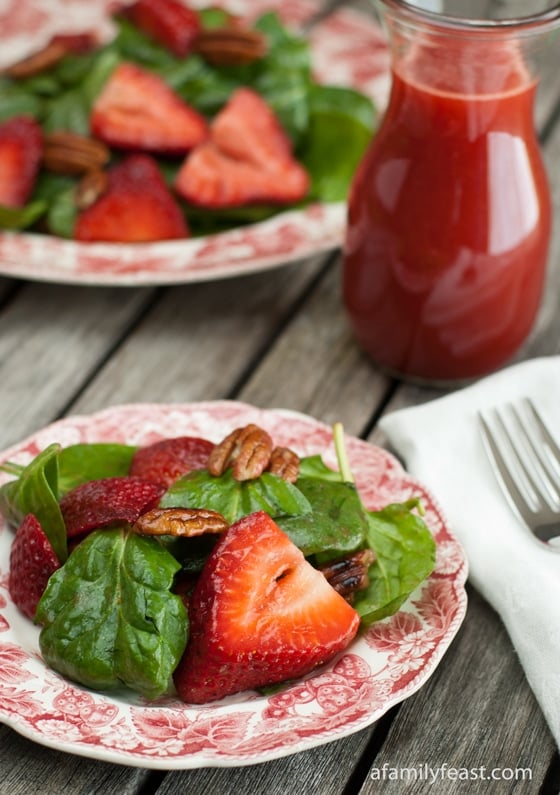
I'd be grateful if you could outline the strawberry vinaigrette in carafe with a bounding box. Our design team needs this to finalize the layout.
[343,0,560,383]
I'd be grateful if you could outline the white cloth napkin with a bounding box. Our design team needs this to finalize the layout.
[379,356,560,747]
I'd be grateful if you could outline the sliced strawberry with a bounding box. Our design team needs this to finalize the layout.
[124,0,201,57]
[59,476,164,538]
[129,436,214,488]
[75,154,188,242]
[9,514,60,620]
[0,116,43,208]
[211,88,295,171]
[175,88,309,208]
[90,62,208,155]
[174,511,360,704]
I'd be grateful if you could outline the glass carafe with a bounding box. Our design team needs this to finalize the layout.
[342,0,560,384]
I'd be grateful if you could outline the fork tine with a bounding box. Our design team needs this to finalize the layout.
[479,411,537,526]
[513,400,560,503]
[526,399,560,484]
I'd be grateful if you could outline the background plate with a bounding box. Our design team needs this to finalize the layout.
[0,0,390,286]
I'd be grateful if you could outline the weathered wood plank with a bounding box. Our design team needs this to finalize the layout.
[68,256,327,414]
[238,261,392,435]
[0,283,154,450]
[0,725,149,795]
[356,588,556,795]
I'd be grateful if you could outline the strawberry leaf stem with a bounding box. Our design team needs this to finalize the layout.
[333,422,354,484]
[0,461,25,476]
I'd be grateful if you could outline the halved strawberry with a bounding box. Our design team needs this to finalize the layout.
[174,88,309,208]
[211,87,295,171]
[124,0,201,57]
[173,511,360,704]
[59,476,164,538]
[75,154,188,242]
[9,514,60,620]
[129,436,214,488]
[90,62,208,155]
[0,116,43,208]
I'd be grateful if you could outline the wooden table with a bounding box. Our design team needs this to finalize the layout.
[2,2,560,793]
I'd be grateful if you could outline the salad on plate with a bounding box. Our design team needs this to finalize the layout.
[1,414,436,703]
[0,402,467,767]
[0,0,378,243]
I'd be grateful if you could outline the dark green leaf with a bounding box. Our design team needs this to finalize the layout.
[112,17,177,69]
[301,85,377,202]
[199,7,232,28]
[57,443,137,496]
[160,468,312,525]
[0,79,44,121]
[46,186,78,238]
[276,478,368,556]
[354,500,436,625]
[0,444,67,562]
[36,528,188,699]
[298,455,342,482]
[42,89,91,135]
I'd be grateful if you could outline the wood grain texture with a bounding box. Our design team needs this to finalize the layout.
[0,725,149,795]
[357,589,556,795]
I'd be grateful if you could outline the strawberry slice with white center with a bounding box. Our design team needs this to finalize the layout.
[174,511,360,704]
[90,62,209,155]
[174,88,309,208]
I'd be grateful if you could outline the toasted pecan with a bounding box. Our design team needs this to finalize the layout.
[267,446,300,483]
[319,549,376,603]
[43,132,110,176]
[74,168,108,210]
[3,41,69,78]
[193,27,267,66]
[207,423,273,481]
[132,507,228,537]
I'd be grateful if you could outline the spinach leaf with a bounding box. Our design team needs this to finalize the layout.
[45,185,78,238]
[0,79,44,121]
[276,477,369,556]
[301,85,377,202]
[354,500,436,625]
[298,454,343,482]
[57,443,137,495]
[0,444,67,562]
[36,528,188,699]
[160,468,311,525]
[41,49,120,134]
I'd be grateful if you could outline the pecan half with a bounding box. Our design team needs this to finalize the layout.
[132,507,229,537]
[193,27,267,66]
[3,41,69,78]
[267,446,300,483]
[74,168,108,210]
[207,423,273,481]
[43,132,110,176]
[319,549,376,603]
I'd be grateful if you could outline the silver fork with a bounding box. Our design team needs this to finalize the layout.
[479,398,560,547]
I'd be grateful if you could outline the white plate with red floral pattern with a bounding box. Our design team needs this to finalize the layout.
[0,401,467,769]
[0,0,390,286]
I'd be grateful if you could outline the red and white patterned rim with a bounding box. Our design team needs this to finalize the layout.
[0,0,390,286]
[0,401,468,769]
